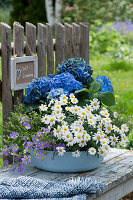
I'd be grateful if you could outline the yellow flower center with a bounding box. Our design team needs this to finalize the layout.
[82,112,85,115]
[75,108,78,111]
[105,146,108,150]
[90,116,93,119]
[81,140,85,143]
[75,128,78,131]
[56,129,60,133]
[63,100,66,103]
[64,127,67,131]
[73,99,76,102]
[102,141,106,144]
[77,135,81,139]
[108,127,111,131]
[90,120,93,123]
[113,138,116,142]
[100,150,104,154]
[97,136,100,140]
[94,102,97,106]
[59,149,62,152]
[91,150,94,152]
[56,106,60,109]
[69,139,72,142]
[66,135,70,138]
[50,118,54,122]
[63,96,66,99]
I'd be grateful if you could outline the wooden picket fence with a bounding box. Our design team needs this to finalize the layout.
[0,22,89,140]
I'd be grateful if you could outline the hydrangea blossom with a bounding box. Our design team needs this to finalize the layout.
[56,58,93,85]
[23,73,83,105]
[95,75,113,93]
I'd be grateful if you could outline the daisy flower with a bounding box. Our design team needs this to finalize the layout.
[121,124,128,132]
[93,133,102,143]
[88,147,96,155]
[100,138,109,146]
[56,146,66,156]
[49,116,56,125]
[90,98,100,110]
[53,126,61,137]
[62,125,69,133]
[114,112,118,118]
[98,123,103,130]
[88,119,95,126]
[105,124,112,133]
[97,131,105,137]
[74,133,83,143]
[113,125,120,133]
[56,114,65,122]
[60,98,68,105]
[69,93,75,99]
[120,141,126,147]
[98,148,105,156]
[79,139,87,147]
[41,115,50,124]
[39,104,48,111]
[72,150,80,158]
[63,132,73,142]
[60,94,68,101]
[71,97,78,104]
[102,144,110,152]
[122,136,127,143]
[84,133,91,141]
[67,138,75,146]
[110,135,118,146]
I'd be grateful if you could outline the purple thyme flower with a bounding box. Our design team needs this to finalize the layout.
[23,137,28,141]
[20,116,27,123]
[17,163,24,174]
[26,142,33,149]
[1,147,10,156]
[41,127,50,134]
[3,160,9,167]
[22,155,31,165]
[11,145,18,154]
[23,123,31,130]
[36,132,44,138]
[10,132,18,139]
[15,155,22,162]
[36,152,44,160]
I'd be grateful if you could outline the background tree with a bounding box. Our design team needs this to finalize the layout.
[10,0,47,26]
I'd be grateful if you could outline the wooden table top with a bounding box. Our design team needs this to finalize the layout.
[0,148,133,200]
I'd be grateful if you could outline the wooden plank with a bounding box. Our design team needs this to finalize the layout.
[13,22,24,105]
[80,23,89,63]
[94,177,133,200]
[55,23,65,68]
[72,23,80,57]
[0,23,13,163]
[26,22,36,56]
[46,23,54,75]
[37,23,47,77]
[64,23,72,59]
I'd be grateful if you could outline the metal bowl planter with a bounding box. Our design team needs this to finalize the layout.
[30,150,104,173]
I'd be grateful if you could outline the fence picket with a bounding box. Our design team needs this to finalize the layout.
[37,23,47,77]
[13,22,24,104]
[0,23,13,144]
[26,22,36,56]
[46,23,54,75]
[55,23,65,68]
[72,23,80,57]
[64,23,72,59]
[80,23,89,63]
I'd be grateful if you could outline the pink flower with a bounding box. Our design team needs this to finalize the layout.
[65,7,69,11]
[70,6,74,10]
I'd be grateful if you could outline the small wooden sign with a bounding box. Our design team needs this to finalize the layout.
[11,56,38,90]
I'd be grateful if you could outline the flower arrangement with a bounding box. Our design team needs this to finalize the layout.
[1,58,129,173]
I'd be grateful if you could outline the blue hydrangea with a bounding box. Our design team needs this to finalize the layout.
[95,75,113,93]
[23,73,83,105]
[47,88,69,100]
[56,58,93,85]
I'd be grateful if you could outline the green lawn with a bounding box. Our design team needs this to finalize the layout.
[0,56,133,168]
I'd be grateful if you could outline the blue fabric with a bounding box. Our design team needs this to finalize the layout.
[0,176,105,199]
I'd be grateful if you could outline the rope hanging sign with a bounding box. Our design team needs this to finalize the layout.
[11,23,38,91]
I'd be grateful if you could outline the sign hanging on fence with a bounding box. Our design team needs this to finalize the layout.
[11,56,38,90]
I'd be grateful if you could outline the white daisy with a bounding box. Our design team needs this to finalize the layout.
[90,98,100,110]
[79,139,87,147]
[72,150,80,158]
[56,147,66,156]
[88,147,96,155]
[97,131,105,137]
[98,123,103,130]
[74,133,83,143]
[63,132,73,142]
[84,133,91,141]
[69,93,75,99]
[39,104,48,111]
[93,133,102,143]
[122,136,127,143]
[98,148,105,156]
[49,115,56,125]
[88,119,95,126]
[71,97,78,104]
[113,125,120,133]
[121,124,128,132]
[60,94,68,101]
[60,99,68,105]
[67,138,75,146]
[62,125,69,133]
[114,112,118,118]
[100,138,109,146]
[110,135,119,146]
[120,141,126,147]
[56,114,65,122]
[105,124,112,133]
[41,115,50,124]
[53,126,61,137]
[102,144,110,152]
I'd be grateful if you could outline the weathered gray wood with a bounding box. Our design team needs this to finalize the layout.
[13,22,24,104]
[0,23,13,142]
[37,23,47,77]
[55,23,65,68]
[26,22,36,56]
[64,23,72,59]
[80,23,89,63]
[46,23,54,74]
[72,23,80,57]
[94,177,133,200]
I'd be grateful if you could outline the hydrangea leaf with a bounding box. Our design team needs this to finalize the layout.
[99,91,115,106]
[75,88,91,94]
[90,81,101,92]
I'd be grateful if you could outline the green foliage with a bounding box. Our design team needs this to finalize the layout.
[10,0,47,26]
[62,0,133,24]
